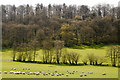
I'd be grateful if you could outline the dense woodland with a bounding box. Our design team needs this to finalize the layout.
[1,3,120,66]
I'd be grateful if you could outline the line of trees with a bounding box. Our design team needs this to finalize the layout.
[1,3,120,48]
[12,40,120,66]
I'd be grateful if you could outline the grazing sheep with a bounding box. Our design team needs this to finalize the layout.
[71,73,74,74]
[67,72,70,73]
[0,71,2,74]
[55,71,57,73]
[23,68,30,70]
[59,73,62,76]
[80,74,83,77]
[22,72,25,75]
[48,72,50,75]
[27,68,30,70]
[4,71,7,74]
[35,72,40,75]
[25,71,30,74]
[56,73,59,76]
[88,72,93,74]
[51,73,54,76]
[66,74,68,77]
[102,73,106,75]
[29,72,33,75]
[23,68,26,70]
[14,71,20,74]
[61,73,64,75]
[12,68,16,70]
[8,71,14,74]
[69,72,72,74]
[45,73,48,75]
[42,72,46,76]
[84,74,87,76]
[82,71,84,73]
[41,72,45,74]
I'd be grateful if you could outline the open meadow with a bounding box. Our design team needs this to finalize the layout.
[1,46,118,78]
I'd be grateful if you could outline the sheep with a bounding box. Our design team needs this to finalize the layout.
[29,72,33,75]
[8,71,14,74]
[42,72,46,76]
[84,74,87,76]
[45,73,49,75]
[56,73,59,76]
[71,73,74,74]
[41,72,46,75]
[22,72,25,75]
[23,68,30,70]
[4,71,7,74]
[66,74,68,77]
[59,73,62,76]
[61,73,64,75]
[48,72,51,75]
[80,74,83,77]
[41,72,45,74]
[82,71,84,73]
[55,70,57,73]
[69,72,72,74]
[88,72,93,74]
[76,71,78,72]
[0,71,2,74]
[102,73,106,75]
[14,71,20,74]
[27,68,30,70]
[25,71,30,74]
[23,68,26,70]
[35,72,40,75]
[73,71,75,72]
[11,68,16,70]
[51,73,54,76]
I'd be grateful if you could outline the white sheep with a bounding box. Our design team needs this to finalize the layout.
[45,73,48,75]
[66,74,68,77]
[61,73,64,75]
[84,74,87,76]
[4,71,7,74]
[80,74,83,77]
[88,72,93,74]
[11,68,16,70]
[55,71,57,73]
[35,72,40,75]
[14,71,20,74]
[56,73,59,76]
[8,71,14,74]
[22,72,25,75]
[51,73,54,76]
[102,73,106,75]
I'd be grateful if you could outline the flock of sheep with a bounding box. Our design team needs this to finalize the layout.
[0,68,106,77]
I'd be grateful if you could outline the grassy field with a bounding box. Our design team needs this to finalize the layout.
[1,46,119,78]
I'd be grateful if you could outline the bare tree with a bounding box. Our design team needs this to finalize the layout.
[107,45,120,67]
[54,40,64,64]
[87,53,95,65]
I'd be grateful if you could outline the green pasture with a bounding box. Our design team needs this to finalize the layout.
[1,46,119,78]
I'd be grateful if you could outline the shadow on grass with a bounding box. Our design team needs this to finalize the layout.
[13,60,85,66]
[12,60,120,68]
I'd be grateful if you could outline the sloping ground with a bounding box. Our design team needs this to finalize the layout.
[1,47,118,78]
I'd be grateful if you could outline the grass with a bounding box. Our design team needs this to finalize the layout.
[1,45,119,78]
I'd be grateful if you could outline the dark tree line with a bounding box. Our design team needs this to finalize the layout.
[1,3,120,48]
